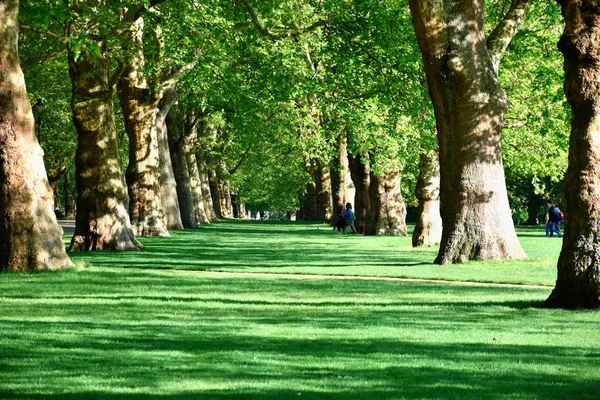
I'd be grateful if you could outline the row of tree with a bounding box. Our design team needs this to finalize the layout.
[0,0,597,308]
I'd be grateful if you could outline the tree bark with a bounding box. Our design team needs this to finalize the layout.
[348,153,370,233]
[315,159,333,223]
[68,51,142,251]
[200,171,217,221]
[63,170,75,217]
[413,151,442,247]
[156,88,183,231]
[545,1,600,309]
[301,171,319,221]
[0,0,73,271]
[409,0,527,264]
[117,17,168,237]
[365,166,407,236]
[330,137,349,225]
[183,120,209,225]
[207,169,222,219]
[166,108,197,228]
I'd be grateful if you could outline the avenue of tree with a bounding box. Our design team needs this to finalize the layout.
[0,0,598,309]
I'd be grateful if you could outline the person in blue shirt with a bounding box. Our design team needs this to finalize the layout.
[345,203,358,234]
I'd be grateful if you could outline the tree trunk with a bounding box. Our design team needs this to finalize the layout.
[207,169,222,219]
[409,0,527,264]
[200,171,217,221]
[365,166,407,236]
[330,137,349,225]
[302,176,319,221]
[117,18,168,237]
[64,171,75,217]
[526,190,543,226]
[545,1,600,309]
[68,51,142,251]
[166,108,197,228]
[413,151,442,247]
[0,0,73,271]
[183,120,209,225]
[348,153,370,233]
[156,88,183,231]
[315,159,333,223]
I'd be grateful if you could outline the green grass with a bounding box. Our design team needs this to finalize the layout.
[2,220,598,399]
[67,220,562,286]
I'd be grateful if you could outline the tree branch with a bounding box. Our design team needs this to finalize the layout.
[21,49,67,69]
[20,24,68,43]
[240,0,327,40]
[228,146,253,175]
[486,0,532,74]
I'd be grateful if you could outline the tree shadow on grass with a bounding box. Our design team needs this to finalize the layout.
[0,271,596,399]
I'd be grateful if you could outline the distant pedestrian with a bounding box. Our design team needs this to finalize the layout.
[345,203,358,234]
[335,199,346,234]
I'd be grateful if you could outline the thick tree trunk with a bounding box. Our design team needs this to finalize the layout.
[166,109,197,228]
[348,153,370,233]
[68,51,142,251]
[365,167,407,236]
[409,0,527,264]
[207,169,222,219]
[413,151,442,247]
[545,1,600,309]
[156,89,183,231]
[330,138,349,225]
[0,0,73,271]
[118,71,168,237]
[117,17,168,237]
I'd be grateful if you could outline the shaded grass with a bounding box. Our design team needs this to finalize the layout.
[67,220,562,286]
[1,268,599,399]
[2,220,592,399]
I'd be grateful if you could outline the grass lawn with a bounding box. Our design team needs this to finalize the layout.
[1,220,598,399]
[69,220,562,286]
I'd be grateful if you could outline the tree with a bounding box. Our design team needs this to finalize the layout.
[0,0,73,271]
[408,0,530,264]
[545,0,600,309]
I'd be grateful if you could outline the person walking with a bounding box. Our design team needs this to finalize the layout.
[549,201,563,238]
[345,203,358,234]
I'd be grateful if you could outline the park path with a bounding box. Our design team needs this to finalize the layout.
[173,269,553,290]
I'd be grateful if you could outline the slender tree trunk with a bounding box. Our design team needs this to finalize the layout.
[68,50,142,251]
[413,150,442,247]
[207,169,222,219]
[200,171,217,221]
[409,0,527,264]
[0,0,73,271]
[365,166,407,236]
[183,119,209,225]
[330,137,348,224]
[64,171,75,217]
[156,88,183,231]
[348,153,370,233]
[526,189,543,226]
[166,108,197,228]
[315,159,333,223]
[545,1,600,309]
